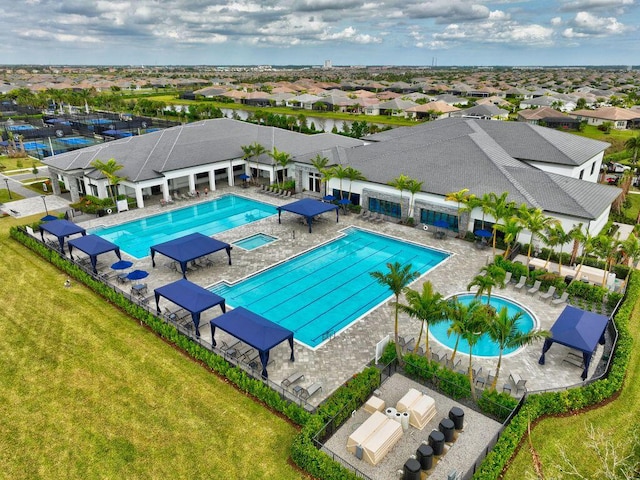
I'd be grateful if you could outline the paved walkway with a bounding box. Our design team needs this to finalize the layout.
[37,186,606,406]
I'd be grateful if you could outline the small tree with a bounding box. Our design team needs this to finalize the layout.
[91,158,126,206]
[398,281,447,357]
[625,134,640,165]
[370,262,419,363]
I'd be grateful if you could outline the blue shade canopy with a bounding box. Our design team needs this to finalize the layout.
[239,173,251,180]
[150,232,232,278]
[210,307,294,378]
[111,260,133,270]
[39,219,86,252]
[127,269,149,281]
[155,279,226,336]
[538,305,609,380]
[474,229,492,238]
[277,198,339,233]
[67,234,122,273]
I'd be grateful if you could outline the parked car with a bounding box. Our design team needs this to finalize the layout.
[608,162,631,173]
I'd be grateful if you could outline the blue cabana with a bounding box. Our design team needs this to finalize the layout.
[277,198,339,233]
[68,234,122,273]
[538,305,609,380]
[39,219,86,252]
[154,278,226,336]
[210,307,294,378]
[150,233,232,278]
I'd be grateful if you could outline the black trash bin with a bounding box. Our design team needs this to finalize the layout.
[416,443,433,470]
[564,275,574,285]
[403,458,421,480]
[439,418,455,442]
[448,407,464,430]
[429,430,445,455]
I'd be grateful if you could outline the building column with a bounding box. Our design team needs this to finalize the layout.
[209,169,216,191]
[135,187,145,209]
[162,179,170,200]
[227,164,234,186]
[67,176,80,203]
[49,172,61,195]
[188,174,196,193]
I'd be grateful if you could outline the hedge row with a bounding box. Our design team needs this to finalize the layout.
[472,271,637,479]
[11,226,385,479]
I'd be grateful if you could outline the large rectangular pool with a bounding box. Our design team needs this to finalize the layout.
[211,227,450,348]
[91,195,276,258]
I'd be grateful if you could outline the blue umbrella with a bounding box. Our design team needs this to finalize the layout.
[323,195,336,202]
[41,214,58,222]
[127,269,149,282]
[338,198,351,205]
[111,260,133,270]
[433,220,449,229]
[239,173,250,180]
[474,229,492,238]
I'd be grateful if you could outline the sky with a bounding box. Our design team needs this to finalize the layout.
[1,0,638,67]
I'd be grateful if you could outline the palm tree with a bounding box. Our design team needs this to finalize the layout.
[545,224,571,275]
[461,304,491,401]
[268,147,292,188]
[488,192,515,254]
[331,165,349,199]
[479,193,493,230]
[494,216,523,259]
[344,166,366,203]
[310,153,330,195]
[250,142,267,183]
[568,223,584,266]
[571,230,595,285]
[467,264,504,305]
[446,297,483,365]
[370,262,420,363]
[619,233,640,289]
[625,134,640,165]
[405,178,423,222]
[389,174,410,219]
[594,234,620,287]
[485,307,549,390]
[397,281,447,357]
[519,206,559,264]
[445,188,471,237]
[91,158,126,207]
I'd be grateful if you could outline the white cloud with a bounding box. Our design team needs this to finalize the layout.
[562,11,629,37]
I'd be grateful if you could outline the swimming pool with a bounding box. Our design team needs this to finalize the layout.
[234,233,278,250]
[429,294,536,357]
[91,195,276,258]
[211,227,450,348]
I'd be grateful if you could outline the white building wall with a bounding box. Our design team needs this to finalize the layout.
[525,151,604,183]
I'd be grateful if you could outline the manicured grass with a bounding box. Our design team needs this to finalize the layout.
[1,190,25,202]
[0,155,44,171]
[0,215,303,480]
[572,125,636,155]
[503,293,640,478]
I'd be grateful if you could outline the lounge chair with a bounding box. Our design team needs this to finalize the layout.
[173,193,183,202]
[220,339,241,353]
[514,275,527,289]
[282,371,305,388]
[447,357,461,371]
[552,291,569,305]
[539,285,556,302]
[527,280,542,295]
[296,382,322,400]
[360,210,369,219]
[503,271,512,286]
[509,372,527,394]
[475,367,485,388]
[398,336,414,350]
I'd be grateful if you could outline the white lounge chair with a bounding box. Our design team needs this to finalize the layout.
[552,291,569,305]
[539,285,556,301]
[503,271,512,286]
[282,371,305,388]
[514,275,527,289]
[527,280,542,295]
[296,382,322,400]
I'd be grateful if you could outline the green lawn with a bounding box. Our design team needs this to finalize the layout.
[0,155,44,171]
[503,290,640,478]
[0,215,303,480]
[1,190,25,202]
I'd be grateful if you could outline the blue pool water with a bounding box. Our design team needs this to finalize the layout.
[211,228,450,348]
[234,233,277,250]
[429,294,535,357]
[91,195,276,258]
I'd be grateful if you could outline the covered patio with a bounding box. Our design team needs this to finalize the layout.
[276,198,339,233]
[39,219,86,252]
[68,234,122,273]
[154,278,226,336]
[150,232,232,278]
[538,305,609,380]
[210,306,295,378]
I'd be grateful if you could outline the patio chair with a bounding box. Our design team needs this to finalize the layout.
[539,285,556,302]
[398,336,414,350]
[282,371,305,388]
[447,357,462,371]
[503,271,512,286]
[475,367,486,388]
[360,210,369,219]
[173,193,183,202]
[220,339,241,353]
[509,372,527,394]
[296,382,323,400]
[552,291,569,305]
[514,275,527,290]
[527,280,542,295]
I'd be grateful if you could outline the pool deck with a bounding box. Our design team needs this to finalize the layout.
[60,187,605,405]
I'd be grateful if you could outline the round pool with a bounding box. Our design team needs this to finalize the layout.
[429,294,536,357]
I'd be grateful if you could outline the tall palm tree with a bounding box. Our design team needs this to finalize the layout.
[397,281,447,357]
[461,304,491,401]
[310,153,330,195]
[488,192,515,254]
[485,307,549,390]
[594,234,620,287]
[370,262,419,363]
[544,224,571,275]
[495,216,524,259]
[250,142,267,183]
[331,165,349,199]
[619,233,640,289]
[444,188,471,236]
[344,166,366,203]
[571,230,595,286]
[625,134,640,165]
[268,147,292,188]
[446,297,483,365]
[467,267,503,305]
[405,178,423,222]
[91,158,126,206]
[568,223,584,266]
[519,206,559,264]
[389,174,410,219]
[479,193,493,230]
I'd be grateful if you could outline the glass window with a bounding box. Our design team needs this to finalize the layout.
[590,161,596,176]
[420,209,459,232]
[579,169,584,179]
[308,172,321,192]
[368,197,401,218]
